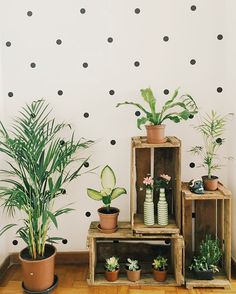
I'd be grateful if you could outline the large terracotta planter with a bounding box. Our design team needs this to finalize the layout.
[19,244,56,292]
[98,207,119,233]
[202,175,218,191]
[145,124,167,144]
[105,269,119,282]
[126,268,141,282]
[153,269,167,282]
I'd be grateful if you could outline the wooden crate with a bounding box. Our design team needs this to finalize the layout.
[182,182,231,289]
[87,221,184,286]
[130,136,181,235]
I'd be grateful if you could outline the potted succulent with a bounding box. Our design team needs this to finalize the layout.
[116,87,198,143]
[189,234,222,280]
[152,256,168,282]
[189,111,228,190]
[104,256,120,282]
[0,100,93,292]
[87,165,127,233]
[126,258,141,282]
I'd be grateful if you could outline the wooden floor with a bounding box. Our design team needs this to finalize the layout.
[0,264,236,294]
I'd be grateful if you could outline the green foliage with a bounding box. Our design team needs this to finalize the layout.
[189,234,222,273]
[0,100,93,259]
[126,258,140,271]
[116,88,198,129]
[189,111,228,178]
[105,256,119,272]
[87,165,127,212]
[152,256,168,271]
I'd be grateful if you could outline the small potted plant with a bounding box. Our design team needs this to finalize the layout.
[189,234,222,280]
[190,111,228,190]
[87,165,127,233]
[152,256,168,282]
[104,256,120,282]
[126,258,141,282]
[116,88,198,144]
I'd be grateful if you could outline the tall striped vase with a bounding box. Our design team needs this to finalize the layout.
[144,188,154,225]
[157,188,168,226]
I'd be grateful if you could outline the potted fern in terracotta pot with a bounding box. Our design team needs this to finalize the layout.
[126,258,141,282]
[116,88,198,143]
[190,111,228,191]
[0,100,93,292]
[104,256,120,282]
[152,256,168,282]
[87,165,127,233]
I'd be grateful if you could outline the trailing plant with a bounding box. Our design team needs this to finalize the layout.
[105,256,119,272]
[152,256,168,271]
[0,99,93,259]
[189,111,228,179]
[126,258,140,271]
[116,88,198,129]
[87,165,127,213]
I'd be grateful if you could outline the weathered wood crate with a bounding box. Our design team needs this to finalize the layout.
[182,182,231,290]
[130,136,181,235]
[87,221,184,286]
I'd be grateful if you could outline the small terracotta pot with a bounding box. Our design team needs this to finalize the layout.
[126,268,141,282]
[153,269,167,282]
[98,207,119,232]
[145,124,167,144]
[19,244,56,292]
[202,175,218,191]
[105,269,119,282]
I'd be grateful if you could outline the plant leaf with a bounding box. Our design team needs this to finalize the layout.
[101,165,116,189]
[87,188,103,200]
[111,187,127,200]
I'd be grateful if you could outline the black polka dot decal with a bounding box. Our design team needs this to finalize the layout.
[190,59,196,65]
[62,239,68,244]
[30,62,36,68]
[60,140,65,146]
[83,62,88,68]
[216,138,223,144]
[58,90,63,96]
[107,37,113,43]
[134,8,140,14]
[217,87,223,93]
[109,89,115,96]
[191,5,197,11]
[27,11,33,17]
[84,162,89,168]
[85,211,91,217]
[12,240,18,245]
[189,114,194,119]
[163,36,169,42]
[6,41,11,47]
[110,140,116,145]
[56,39,62,45]
[135,111,141,117]
[80,8,86,14]
[8,92,13,97]
[189,162,195,168]
[164,89,169,95]
[60,188,66,194]
[83,112,89,118]
[134,61,140,67]
[217,34,223,40]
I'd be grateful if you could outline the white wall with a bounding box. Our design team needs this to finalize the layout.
[0,1,235,255]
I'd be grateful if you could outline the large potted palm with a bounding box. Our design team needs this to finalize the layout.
[0,99,93,292]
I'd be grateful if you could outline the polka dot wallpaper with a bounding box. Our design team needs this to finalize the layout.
[0,1,235,255]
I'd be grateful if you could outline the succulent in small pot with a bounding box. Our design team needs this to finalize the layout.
[126,258,141,282]
[87,165,127,233]
[104,256,120,282]
[189,111,229,191]
[152,256,168,282]
[116,88,198,144]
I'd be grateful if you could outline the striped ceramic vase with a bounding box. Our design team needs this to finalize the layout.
[144,188,155,225]
[157,188,168,226]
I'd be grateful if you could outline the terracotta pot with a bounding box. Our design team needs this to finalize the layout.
[105,269,119,282]
[126,268,141,282]
[145,124,167,144]
[19,244,56,292]
[202,175,218,191]
[98,207,119,232]
[153,269,167,282]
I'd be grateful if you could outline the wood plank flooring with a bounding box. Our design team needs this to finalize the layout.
[0,264,235,294]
